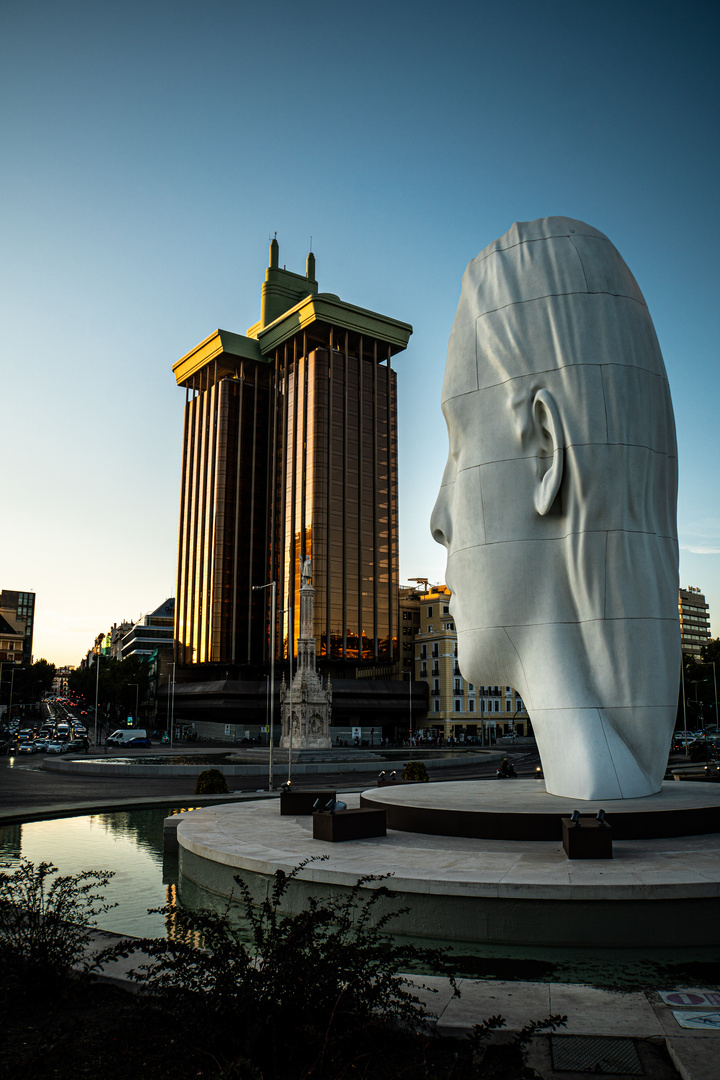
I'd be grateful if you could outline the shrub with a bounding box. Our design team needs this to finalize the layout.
[0,859,115,989]
[193,767,229,794]
[94,860,457,1075]
[402,760,429,782]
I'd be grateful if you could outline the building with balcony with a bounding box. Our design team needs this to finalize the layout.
[412,583,529,741]
[679,587,711,657]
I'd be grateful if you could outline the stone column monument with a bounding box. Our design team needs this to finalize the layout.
[280,556,332,750]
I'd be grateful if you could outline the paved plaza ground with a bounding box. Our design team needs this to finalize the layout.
[1,745,718,1078]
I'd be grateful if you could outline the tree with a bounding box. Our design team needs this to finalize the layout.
[701,638,720,667]
[68,655,150,724]
[677,643,720,730]
[3,659,56,705]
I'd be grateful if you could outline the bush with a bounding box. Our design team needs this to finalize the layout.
[95,861,458,1075]
[0,860,115,989]
[193,767,229,794]
[402,760,429,782]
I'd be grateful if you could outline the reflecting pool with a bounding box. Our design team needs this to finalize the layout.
[2,806,720,988]
[0,805,195,937]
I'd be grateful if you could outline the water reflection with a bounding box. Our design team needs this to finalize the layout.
[2,808,720,988]
[0,808,185,938]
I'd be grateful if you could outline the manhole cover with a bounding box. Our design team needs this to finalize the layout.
[551,1036,643,1074]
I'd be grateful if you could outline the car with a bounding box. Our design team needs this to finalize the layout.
[124,736,152,747]
[46,740,68,755]
[17,740,38,754]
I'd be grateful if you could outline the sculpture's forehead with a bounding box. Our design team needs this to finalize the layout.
[442,217,646,406]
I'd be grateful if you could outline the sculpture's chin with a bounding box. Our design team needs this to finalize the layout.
[534,707,669,801]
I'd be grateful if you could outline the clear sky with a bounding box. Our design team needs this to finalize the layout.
[2,0,718,667]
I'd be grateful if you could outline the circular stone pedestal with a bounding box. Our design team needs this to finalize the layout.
[175,782,720,948]
[360,780,720,840]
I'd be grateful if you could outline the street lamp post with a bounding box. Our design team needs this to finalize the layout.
[9,667,25,726]
[94,649,101,749]
[407,669,413,745]
[253,581,276,791]
[127,683,139,727]
[279,605,293,784]
[0,662,13,723]
[170,662,176,748]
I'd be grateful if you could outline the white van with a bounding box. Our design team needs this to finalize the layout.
[106,729,148,746]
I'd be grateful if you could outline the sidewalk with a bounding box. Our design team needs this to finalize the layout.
[88,929,718,1080]
[411,976,719,1079]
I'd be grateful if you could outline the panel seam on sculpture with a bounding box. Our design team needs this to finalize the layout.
[568,236,590,293]
[443,359,669,400]
[454,443,677,473]
[501,626,533,713]
[448,529,678,555]
[472,290,648,321]
[459,617,680,628]
[467,232,610,267]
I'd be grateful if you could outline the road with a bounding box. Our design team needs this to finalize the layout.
[0,743,542,816]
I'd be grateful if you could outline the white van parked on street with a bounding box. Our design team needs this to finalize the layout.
[106,729,148,746]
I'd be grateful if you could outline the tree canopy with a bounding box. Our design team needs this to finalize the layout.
[68,655,150,722]
[0,660,56,704]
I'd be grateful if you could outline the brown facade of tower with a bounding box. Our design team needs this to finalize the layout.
[173,243,411,671]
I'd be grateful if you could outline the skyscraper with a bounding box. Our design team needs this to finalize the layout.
[173,240,412,674]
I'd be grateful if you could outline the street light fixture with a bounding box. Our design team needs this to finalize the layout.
[252,581,276,791]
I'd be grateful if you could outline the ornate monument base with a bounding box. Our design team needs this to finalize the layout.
[280,567,332,751]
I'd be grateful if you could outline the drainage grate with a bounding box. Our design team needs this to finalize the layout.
[550,1036,644,1075]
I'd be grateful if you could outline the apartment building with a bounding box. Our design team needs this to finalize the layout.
[412,583,529,741]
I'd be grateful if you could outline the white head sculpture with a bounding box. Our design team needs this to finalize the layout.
[431,217,680,800]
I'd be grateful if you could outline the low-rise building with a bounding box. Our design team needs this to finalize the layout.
[0,589,34,664]
[0,612,25,666]
[413,582,529,741]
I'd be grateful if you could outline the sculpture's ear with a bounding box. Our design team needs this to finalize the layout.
[532,389,564,516]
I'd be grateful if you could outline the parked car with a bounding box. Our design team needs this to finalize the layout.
[124,736,152,747]
[106,729,148,747]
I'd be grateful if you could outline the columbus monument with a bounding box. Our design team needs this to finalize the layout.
[280,556,332,751]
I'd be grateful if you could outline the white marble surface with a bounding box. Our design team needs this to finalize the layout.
[176,788,720,902]
[431,216,680,801]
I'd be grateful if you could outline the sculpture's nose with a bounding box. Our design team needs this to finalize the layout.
[430,486,451,549]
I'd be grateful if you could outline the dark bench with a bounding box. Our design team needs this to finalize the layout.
[280,789,336,816]
[313,808,387,842]
[562,816,613,859]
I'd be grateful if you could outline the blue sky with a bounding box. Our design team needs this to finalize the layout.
[2,0,718,666]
